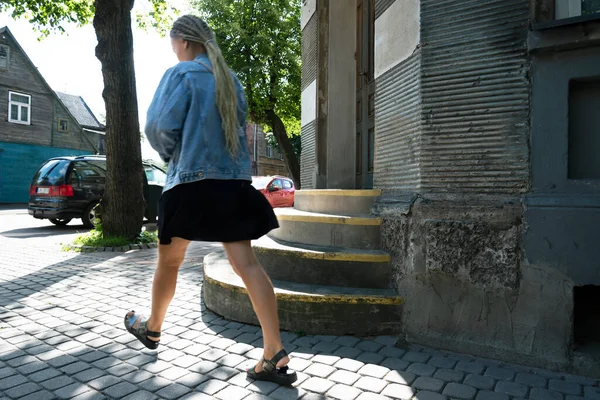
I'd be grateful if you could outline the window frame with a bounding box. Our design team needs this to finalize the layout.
[283,179,293,189]
[533,0,600,30]
[58,118,69,132]
[8,91,31,125]
[0,44,9,70]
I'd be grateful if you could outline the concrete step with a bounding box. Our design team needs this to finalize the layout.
[252,236,392,289]
[294,189,382,216]
[270,208,381,250]
[203,251,404,336]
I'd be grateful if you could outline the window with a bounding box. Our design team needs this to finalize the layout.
[8,91,31,125]
[271,179,283,189]
[69,161,106,185]
[568,78,600,179]
[144,165,167,186]
[58,118,68,132]
[283,180,293,189]
[555,0,600,19]
[0,45,8,69]
[32,160,71,186]
[266,145,274,158]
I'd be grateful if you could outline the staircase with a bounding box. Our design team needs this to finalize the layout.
[202,189,404,336]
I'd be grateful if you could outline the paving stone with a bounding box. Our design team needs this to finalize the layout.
[18,389,57,400]
[53,382,92,399]
[79,350,108,363]
[354,376,389,393]
[378,346,407,359]
[327,383,363,400]
[381,383,415,399]
[301,376,335,394]
[4,382,42,398]
[216,353,246,368]
[287,357,312,372]
[442,382,477,399]
[357,340,385,353]
[381,357,410,371]
[565,396,584,400]
[584,386,600,399]
[226,342,254,355]
[107,362,138,377]
[312,354,341,365]
[206,365,238,381]
[120,390,158,400]
[190,360,220,374]
[528,387,563,400]
[246,378,280,394]
[413,376,445,392]
[335,346,364,359]
[359,364,391,379]
[137,376,172,392]
[465,374,496,390]
[429,357,458,369]
[291,347,317,359]
[176,372,209,388]
[358,352,386,364]
[69,390,106,400]
[455,361,485,375]
[355,393,392,400]
[153,383,191,399]
[269,386,306,399]
[407,363,437,377]
[515,373,548,389]
[40,375,75,391]
[302,393,330,400]
[334,336,362,347]
[411,391,447,400]
[196,379,229,395]
[17,361,48,374]
[328,369,362,386]
[213,385,251,400]
[103,381,139,398]
[183,344,211,356]
[200,348,228,362]
[485,367,515,382]
[121,370,154,384]
[495,381,529,398]
[385,370,417,386]
[73,367,106,383]
[305,363,337,378]
[180,393,214,400]
[28,367,62,382]
[475,391,509,400]
[549,379,582,395]
[141,360,173,374]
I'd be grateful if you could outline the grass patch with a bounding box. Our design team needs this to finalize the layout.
[64,222,158,251]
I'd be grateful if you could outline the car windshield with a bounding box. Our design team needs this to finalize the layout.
[251,176,272,190]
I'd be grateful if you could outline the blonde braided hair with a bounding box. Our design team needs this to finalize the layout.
[170,15,240,156]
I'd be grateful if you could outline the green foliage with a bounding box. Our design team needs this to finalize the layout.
[67,222,158,251]
[135,0,179,36]
[193,0,301,127]
[0,0,95,36]
[266,131,301,157]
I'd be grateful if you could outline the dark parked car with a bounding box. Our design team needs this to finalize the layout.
[28,155,166,228]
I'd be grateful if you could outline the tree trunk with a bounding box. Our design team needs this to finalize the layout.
[266,109,301,188]
[93,0,144,239]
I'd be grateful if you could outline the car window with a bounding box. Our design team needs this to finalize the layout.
[251,176,272,190]
[283,180,293,189]
[272,179,283,189]
[145,165,167,186]
[69,161,106,184]
[32,160,71,186]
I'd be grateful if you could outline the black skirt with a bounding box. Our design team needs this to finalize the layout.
[157,179,279,245]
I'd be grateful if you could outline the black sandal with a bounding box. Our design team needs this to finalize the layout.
[247,349,297,386]
[124,311,161,350]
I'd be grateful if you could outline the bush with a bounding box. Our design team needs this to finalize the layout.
[64,221,158,251]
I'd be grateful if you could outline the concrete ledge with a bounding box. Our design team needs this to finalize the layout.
[253,236,392,288]
[63,243,158,253]
[203,251,404,335]
[295,189,382,216]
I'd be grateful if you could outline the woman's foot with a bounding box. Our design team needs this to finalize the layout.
[247,348,297,386]
[124,311,161,350]
[253,350,290,372]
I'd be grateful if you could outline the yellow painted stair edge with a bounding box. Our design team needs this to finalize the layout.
[297,189,382,197]
[253,246,391,263]
[276,214,381,226]
[205,275,404,306]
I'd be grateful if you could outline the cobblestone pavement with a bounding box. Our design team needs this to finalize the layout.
[1,214,600,399]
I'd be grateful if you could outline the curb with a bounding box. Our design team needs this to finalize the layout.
[63,242,158,253]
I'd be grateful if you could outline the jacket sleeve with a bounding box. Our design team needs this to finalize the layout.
[145,68,190,163]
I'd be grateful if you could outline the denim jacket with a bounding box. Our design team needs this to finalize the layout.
[145,53,251,192]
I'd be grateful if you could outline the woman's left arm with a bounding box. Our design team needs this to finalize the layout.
[145,69,191,162]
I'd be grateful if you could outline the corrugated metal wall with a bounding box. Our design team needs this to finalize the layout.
[302,13,318,91]
[301,121,317,189]
[375,0,396,19]
[420,0,530,194]
[374,54,422,190]
[0,142,90,203]
[300,11,319,189]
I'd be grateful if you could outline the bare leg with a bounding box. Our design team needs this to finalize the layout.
[223,241,289,370]
[126,237,190,340]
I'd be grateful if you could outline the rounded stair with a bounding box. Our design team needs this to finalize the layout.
[253,236,391,289]
[203,251,404,336]
[269,208,381,250]
[202,189,404,336]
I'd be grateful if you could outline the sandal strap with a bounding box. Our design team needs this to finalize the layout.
[127,312,161,339]
[263,349,288,373]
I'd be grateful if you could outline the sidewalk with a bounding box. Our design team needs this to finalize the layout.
[1,242,599,400]
[0,204,28,215]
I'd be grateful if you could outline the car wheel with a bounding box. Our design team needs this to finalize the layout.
[49,218,72,226]
[82,202,99,229]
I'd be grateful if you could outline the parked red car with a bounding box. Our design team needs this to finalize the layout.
[252,176,295,208]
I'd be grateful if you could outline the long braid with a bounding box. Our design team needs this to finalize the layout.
[170,15,240,157]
